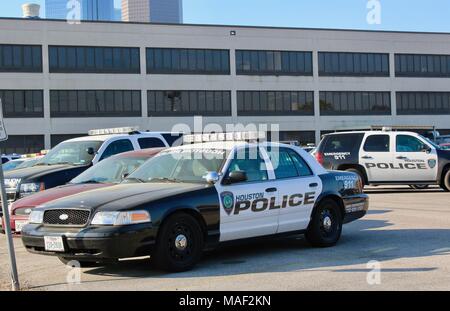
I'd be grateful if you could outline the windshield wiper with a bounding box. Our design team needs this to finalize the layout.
[79,180,104,184]
[148,177,181,183]
[125,177,146,183]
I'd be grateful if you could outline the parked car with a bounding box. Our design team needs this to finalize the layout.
[22,132,368,272]
[2,155,44,172]
[440,143,450,150]
[1,127,182,206]
[2,148,164,234]
[1,154,21,164]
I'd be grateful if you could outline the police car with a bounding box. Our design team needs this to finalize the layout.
[315,129,450,190]
[2,127,182,205]
[21,132,368,272]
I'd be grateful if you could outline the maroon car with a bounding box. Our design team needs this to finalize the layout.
[3,148,164,234]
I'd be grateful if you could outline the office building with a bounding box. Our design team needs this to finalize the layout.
[121,0,182,23]
[45,0,114,21]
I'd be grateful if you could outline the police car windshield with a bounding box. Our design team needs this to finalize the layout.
[422,136,441,150]
[37,141,102,166]
[71,156,148,184]
[125,149,227,184]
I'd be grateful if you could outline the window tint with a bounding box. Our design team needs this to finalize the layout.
[0,90,43,118]
[138,137,166,149]
[147,48,229,74]
[148,90,231,116]
[237,91,314,116]
[396,92,450,115]
[363,135,390,152]
[226,148,268,183]
[288,150,313,176]
[50,90,141,117]
[395,54,450,77]
[323,134,365,153]
[319,52,389,76]
[320,91,391,116]
[100,139,134,160]
[267,149,298,179]
[0,44,42,72]
[161,133,183,146]
[396,135,428,152]
[236,50,313,76]
[49,46,140,73]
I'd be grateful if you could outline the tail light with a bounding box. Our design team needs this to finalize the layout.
[315,152,324,165]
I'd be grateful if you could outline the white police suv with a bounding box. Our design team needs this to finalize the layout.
[22,132,368,272]
[315,129,450,190]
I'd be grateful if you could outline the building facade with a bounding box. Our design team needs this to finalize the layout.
[46,0,115,21]
[0,18,450,153]
[121,0,182,23]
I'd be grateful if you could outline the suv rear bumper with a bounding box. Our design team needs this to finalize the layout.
[342,194,369,224]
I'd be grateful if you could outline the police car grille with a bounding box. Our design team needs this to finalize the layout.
[43,209,90,226]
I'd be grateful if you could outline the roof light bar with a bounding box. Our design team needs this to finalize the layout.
[183,131,266,144]
[88,126,140,136]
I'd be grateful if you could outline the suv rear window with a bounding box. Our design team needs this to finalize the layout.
[321,133,364,154]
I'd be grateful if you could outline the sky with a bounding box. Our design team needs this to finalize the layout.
[2,0,450,33]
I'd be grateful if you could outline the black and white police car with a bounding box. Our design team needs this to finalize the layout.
[315,129,450,190]
[22,132,368,272]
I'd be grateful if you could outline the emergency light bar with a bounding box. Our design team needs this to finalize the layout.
[88,126,140,136]
[183,131,266,144]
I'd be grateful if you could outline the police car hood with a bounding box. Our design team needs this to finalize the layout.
[4,164,85,180]
[39,182,208,211]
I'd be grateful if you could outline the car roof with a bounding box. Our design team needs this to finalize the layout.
[324,130,421,136]
[114,148,166,158]
[64,132,175,143]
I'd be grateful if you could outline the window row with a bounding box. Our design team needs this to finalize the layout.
[236,50,312,76]
[319,91,391,116]
[49,46,140,73]
[0,135,44,155]
[237,91,314,115]
[146,48,230,74]
[50,90,141,117]
[0,44,42,73]
[147,90,231,116]
[0,90,43,117]
[319,52,389,77]
[396,92,450,115]
[395,54,450,77]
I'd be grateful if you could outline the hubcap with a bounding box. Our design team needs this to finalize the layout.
[323,216,332,231]
[174,234,188,250]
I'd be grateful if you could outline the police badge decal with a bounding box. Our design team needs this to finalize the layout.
[428,159,437,169]
[220,191,235,215]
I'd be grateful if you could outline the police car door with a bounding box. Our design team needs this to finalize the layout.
[265,146,322,233]
[359,133,393,183]
[392,134,438,182]
[217,146,278,242]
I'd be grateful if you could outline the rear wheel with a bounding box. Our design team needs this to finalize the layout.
[409,185,429,190]
[58,257,106,268]
[153,213,204,272]
[441,169,450,192]
[306,198,343,247]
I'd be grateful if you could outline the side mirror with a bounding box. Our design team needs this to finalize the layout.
[122,173,130,180]
[86,147,96,155]
[223,170,247,185]
[203,171,220,184]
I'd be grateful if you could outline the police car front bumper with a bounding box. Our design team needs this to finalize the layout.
[21,223,157,261]
[342,194,369,224]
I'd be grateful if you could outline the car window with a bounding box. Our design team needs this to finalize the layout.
[364,135,390,152]
[288,150,313,177]
[323,133,365,153]
[138,137,166,149]
[396,135,428,152]
[266,148,298,179]
[226,148,268,183]
[100,139,134,161]
[162,133,183,146]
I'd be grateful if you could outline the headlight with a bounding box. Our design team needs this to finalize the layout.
[91,211,151,226]
[20,183,43,194]
[14,207,34,216]
[29,210,44,224]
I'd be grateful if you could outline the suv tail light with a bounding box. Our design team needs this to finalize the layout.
[315,152,324,165]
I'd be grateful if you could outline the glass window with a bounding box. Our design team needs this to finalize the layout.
[396,92,450,115]
[363,135,390,152]
[138,137,166,149]
[226,148,268,183]
[288,149,313,176]
[396,135,428,152]
[320,91,391,116]
[395,53,450,77]
[0,135,44,155]
[319,52,389,76]
[100,139,134,161]
[0,45,42,72]
[266,148,299,179]
[0,90,43,117]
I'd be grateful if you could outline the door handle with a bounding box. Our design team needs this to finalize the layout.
[309,183,318,188]
[396,156,407,160]
[265,187,277,193]
[361,156,373,159]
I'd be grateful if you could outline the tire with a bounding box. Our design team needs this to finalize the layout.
[58,257,105,268]
[345,168,366,186]
[306,198,343,247]
[409,185,429,190]
[441,169,450,192]
[153,212,204,272]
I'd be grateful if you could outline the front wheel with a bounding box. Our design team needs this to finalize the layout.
[306,199,343,247]
[153,213,204,272]
[409,185,429,190]
[441,169,450,192]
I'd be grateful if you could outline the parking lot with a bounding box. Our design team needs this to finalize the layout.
[1,186,449,291]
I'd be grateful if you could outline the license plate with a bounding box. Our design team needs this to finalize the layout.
[14,220,29,233]
[44,236,65,252]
